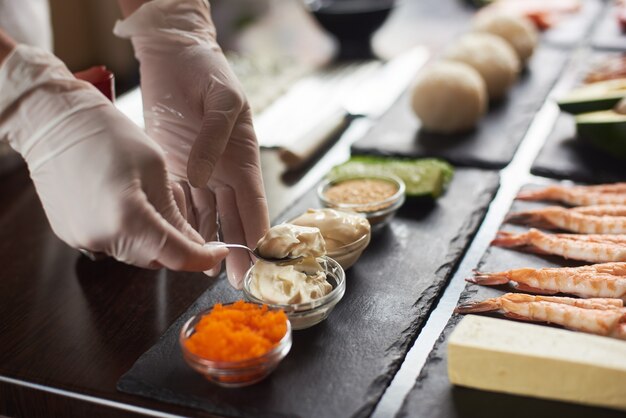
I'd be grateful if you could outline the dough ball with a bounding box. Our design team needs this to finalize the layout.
[444,33,520,100]
[473,13,538,65]
[411,61,487,134]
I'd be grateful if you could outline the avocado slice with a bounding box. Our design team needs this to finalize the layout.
[576,110,626,159]
[329,157,454,198]
[558,79,626,115]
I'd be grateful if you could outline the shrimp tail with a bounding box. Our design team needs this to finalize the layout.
[467,272,510,286]
[505,211,555,229]
[516,189,549,201]
[455,298,501,314]
[492,230,551,254]
[491,231,529,247]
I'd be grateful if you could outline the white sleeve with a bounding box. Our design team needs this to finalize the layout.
[0,0,53,51]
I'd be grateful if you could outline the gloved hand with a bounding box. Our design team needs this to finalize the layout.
[0,44,230,270]
[114,0,270,288]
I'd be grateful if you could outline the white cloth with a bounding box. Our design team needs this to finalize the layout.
[0,0,53,50]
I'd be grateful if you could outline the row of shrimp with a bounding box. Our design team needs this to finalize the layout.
[456,293,626,340]
[494,183,626,263]
[456,183,626,340]
[457,263,626,340]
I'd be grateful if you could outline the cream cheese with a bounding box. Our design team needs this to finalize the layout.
[255,224,326,259]
[290,208,370,251]
[249,260,332,305]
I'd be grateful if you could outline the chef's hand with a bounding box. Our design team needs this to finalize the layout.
[114,0,270,288]
[0,44,229,270]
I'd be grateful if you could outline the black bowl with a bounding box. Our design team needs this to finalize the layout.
[305,0,396,59]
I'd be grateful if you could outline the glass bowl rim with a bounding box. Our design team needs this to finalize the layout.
[284,209,371,254]
[242,256,346,312]
[179,302,292,368]
[316,173,406,211]
[326,229,370,255]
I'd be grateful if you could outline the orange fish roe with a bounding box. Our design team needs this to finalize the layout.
[184,301,288,362]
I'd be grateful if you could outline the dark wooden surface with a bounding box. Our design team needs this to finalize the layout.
[116,169,499,418]
[396,184,626,418]
[0,168,225,417]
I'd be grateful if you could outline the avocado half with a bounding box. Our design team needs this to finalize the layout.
[558,79,626,115]
[576,110,626,159]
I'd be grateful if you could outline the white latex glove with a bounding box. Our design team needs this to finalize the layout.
[0,45,230,270]
[114,0,270,288]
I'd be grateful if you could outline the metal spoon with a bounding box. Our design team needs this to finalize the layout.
[205,242,304,265]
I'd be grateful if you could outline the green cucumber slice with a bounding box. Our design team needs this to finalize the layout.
[329,157,454,198]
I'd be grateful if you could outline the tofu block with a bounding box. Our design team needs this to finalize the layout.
[448,315,626,411]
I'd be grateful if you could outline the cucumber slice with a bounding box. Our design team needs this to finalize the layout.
[329,157,454,198]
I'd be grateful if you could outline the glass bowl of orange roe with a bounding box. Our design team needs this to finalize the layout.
[179,301,292,387]
[317,174,406,231]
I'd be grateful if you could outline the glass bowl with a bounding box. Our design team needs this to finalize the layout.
[286,210,372,270]
[317,174,406,231]
[242,256,346,330]
[326,230,371,269]
[179,303,292,388]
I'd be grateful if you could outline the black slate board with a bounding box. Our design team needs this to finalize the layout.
[396,184,625,418]
[399,0,602,50]
[531,50,626,184]
[351,47,568,170]
[592,3,626,51]
[531,113,626,183]
[117,168,499,418]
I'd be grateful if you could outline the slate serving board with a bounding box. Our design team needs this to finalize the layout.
[351,47,569,170]
[531,113,626,183]
[531,51,626,184]
[398,0,602,50]
[592,3,626,51]
[396,184,625,418]
[117,168,499,418]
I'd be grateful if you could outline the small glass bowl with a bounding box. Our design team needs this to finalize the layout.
[179,303,292,388]
[242,256,346,330]
[317,174,406,231]
[287,210,372,270]
[326,229,371,270]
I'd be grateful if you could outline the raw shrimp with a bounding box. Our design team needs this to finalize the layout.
[469,263,626,300]
[505,206,626,234]
[492,228,626,262]
[516,183,626,206]
[455,293,626,340]
[573,205,626,216]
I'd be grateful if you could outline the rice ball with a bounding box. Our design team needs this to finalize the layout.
[444,33,520,100]
[411,61,487,134]
[473,13,538,65]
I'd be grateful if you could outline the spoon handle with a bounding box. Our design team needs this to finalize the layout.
[204,242,304,265]
[205,242,257,258]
